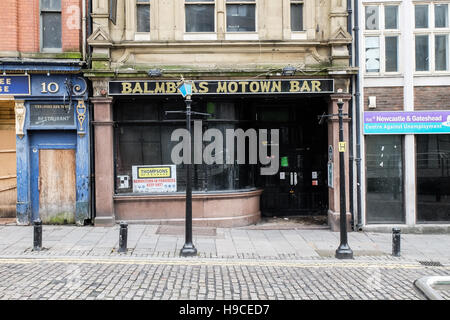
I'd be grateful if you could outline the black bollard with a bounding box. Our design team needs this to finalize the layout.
[33,219,42,251]
[118,221,128,253]
[392,228,401,257]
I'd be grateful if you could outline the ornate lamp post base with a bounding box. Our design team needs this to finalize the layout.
[180,243,197,257]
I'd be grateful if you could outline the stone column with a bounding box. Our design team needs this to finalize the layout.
[327,93,352,232]
[91,95,115,226]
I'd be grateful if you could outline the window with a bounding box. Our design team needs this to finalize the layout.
[226,0,256,32]
[414,2,450,72]
[416,134,450,223]
[114,99,256,194]
[290,0,303,32]
[185,0,215,32]
[40,0,61,50]
[415,4,429,28]
[366,135,405,224]
[435,4,448,28]
[415,35,429,71]
[136,0,150,33]
[364,4,399,74]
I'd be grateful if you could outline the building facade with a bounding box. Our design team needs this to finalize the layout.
[0,0,91,225]
[86,0,356,228]
[359,0,450,231]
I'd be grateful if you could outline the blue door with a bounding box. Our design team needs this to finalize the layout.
[30,131,77,223]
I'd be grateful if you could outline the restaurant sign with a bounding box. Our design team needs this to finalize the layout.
[364,111,450,134]
[29,104,74,126]
[109,79,334,95]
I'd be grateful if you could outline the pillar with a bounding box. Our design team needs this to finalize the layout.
[91,96,115,226]
[327,93,352,232]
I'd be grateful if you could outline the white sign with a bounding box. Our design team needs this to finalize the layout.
[132,165,177,193]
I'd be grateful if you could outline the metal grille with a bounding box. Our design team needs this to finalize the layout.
[156,225,217,237]
[418,261,443,267]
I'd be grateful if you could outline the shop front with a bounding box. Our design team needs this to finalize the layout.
[363,111,450,226]
[91,77,351,228]
[13,73,90,225]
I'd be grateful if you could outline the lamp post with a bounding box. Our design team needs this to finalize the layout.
[178,79,197,257]
[335,99,353,259]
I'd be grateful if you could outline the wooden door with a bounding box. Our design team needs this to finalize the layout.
[39,149,76,224]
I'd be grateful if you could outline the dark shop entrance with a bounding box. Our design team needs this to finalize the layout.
[253,97,329,217]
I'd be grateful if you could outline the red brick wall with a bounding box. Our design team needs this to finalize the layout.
[364,87,404,111]
[0,0,82,54]
[17,0,40,52]
[414,86,450,110]
[62,0,81,52]
[0,0,19,51]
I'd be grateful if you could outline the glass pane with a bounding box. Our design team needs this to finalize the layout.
[226,4,256,32]
[416,135,450,222]
[137,4,150,32]
[435,35,448,71]
[290,4,303,31]
[384,5,398,29]
[365,36,380,72]
[366,135,404,224]
[385,36,398,72]
[42,12,61,49]
[415,5,428,28]
[365,6,379,30]
[415,35,429,71]
[435,4,448,28]
[186,4,215,32]
[41,0,61,10]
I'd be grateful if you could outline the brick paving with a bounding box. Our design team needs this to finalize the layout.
[0,224,449,300]
[0,257,447,300]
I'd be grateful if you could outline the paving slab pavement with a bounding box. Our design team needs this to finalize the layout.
[0,224,448,263]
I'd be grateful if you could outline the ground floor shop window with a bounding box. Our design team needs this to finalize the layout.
[113,99,256,194]
[416,134,450,222]
[366,135,404,223]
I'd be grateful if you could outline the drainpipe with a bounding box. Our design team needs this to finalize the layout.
[347,0,355,229]
[353,0,363,230]
[87,0,93,60]
[87,0,94,223]
[82,0,87,62]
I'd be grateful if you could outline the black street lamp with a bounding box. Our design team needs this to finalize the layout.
[177,79,197,257]
[335,99,353,259]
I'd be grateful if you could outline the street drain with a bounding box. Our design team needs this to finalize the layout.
[418,261,443,267]
[156,225,217,237]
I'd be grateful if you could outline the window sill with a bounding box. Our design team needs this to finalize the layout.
[113,188,262,200]
[183,33,217,41]
[225,33,259,41]
[135,33,151,41]
[290,32,307,40]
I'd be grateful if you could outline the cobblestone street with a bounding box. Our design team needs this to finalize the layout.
[0,225,449,300]
[0,257,448,300]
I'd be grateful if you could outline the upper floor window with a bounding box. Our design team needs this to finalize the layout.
[364,4,400,74]
[185,0,215,32]
[414,2,450,72]
[136,0,150,33]
[41,0,62,50]
[226,0,256,32]
[290,0,304,32]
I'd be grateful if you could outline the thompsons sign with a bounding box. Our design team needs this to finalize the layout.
[108,79,334,95]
